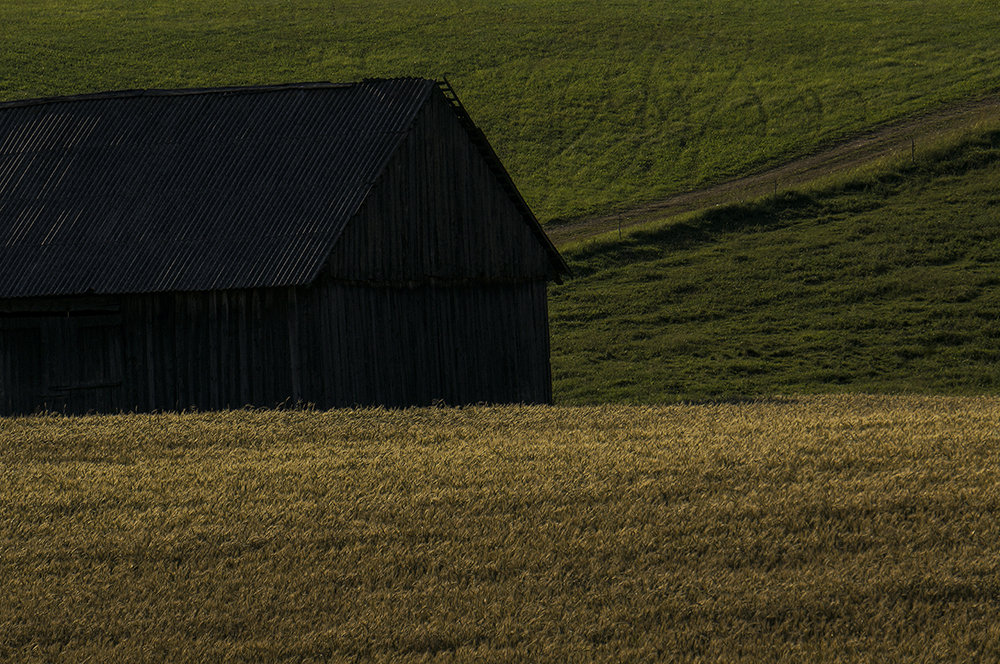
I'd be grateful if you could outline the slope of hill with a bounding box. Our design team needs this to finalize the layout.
[548,93,1000,246]
[4,398,1000,662]
[550,128,1000,403]
[2,0,1000,221]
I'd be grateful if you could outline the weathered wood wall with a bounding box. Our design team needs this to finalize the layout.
[0,280,550,414]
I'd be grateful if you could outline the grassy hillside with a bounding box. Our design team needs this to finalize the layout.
[3,397,1000,662]
[2,1,1000,220]
[551,126,1000,403]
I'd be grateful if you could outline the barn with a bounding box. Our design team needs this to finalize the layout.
[0,78,569,415]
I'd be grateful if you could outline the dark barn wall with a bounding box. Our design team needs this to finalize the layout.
[0,280,550,415]
[297,280,552,408]
[121,281,550,413]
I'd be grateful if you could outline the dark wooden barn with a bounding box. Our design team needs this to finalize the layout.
[0,78,569,415]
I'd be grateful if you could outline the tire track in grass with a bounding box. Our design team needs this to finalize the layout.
[675,61,747,179]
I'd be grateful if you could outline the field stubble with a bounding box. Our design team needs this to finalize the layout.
[2,395,1000,662]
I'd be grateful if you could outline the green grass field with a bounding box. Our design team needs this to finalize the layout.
[3,397,1000,662]
[3,0,1000,221]
[550,125,1000,403]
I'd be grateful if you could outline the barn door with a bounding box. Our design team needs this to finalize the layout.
[0,306,124,415]
[41,310,125,414]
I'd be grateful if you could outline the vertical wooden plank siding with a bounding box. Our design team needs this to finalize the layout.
[0,282,553,415]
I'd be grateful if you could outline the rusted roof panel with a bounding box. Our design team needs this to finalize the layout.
[0,79,434,297]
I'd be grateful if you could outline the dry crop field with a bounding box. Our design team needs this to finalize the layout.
[2,396,1000,662]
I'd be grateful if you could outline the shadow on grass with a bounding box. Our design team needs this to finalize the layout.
[567,191,821,274]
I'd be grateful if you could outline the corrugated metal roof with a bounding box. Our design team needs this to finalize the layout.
[0,79,436,297]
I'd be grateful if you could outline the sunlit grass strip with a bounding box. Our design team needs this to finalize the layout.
[2,396,1000,662]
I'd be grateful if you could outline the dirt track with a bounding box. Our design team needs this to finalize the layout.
[546,93,1000,247]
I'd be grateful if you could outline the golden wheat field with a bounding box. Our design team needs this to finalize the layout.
[2,396,1000,662]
